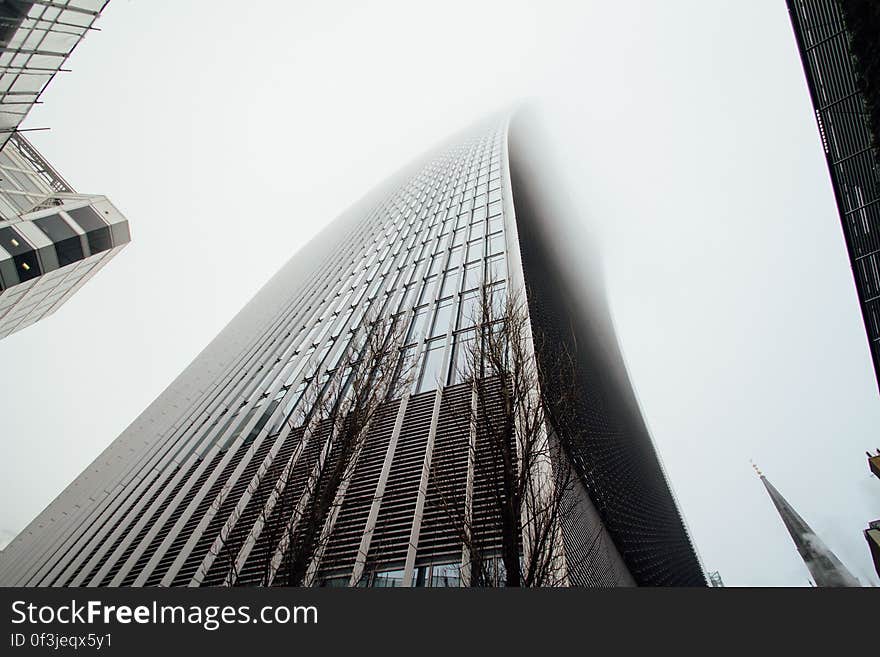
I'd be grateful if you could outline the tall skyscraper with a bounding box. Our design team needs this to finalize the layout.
[0,0,128,339]
[754,464,860,587]
[0,113,705,587]
[785,1,880,391]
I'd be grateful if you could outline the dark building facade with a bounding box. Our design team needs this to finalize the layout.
[0,114,705,587]
[785,0,880,391]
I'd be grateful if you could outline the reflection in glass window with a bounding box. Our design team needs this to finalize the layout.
[488,233,504,257]
[447,245,463,270]
[408,305,429,344]
[394,346,419,395]
[417,338,447,393]
[490,283,507,320]
[457,291,479,330]
[428,254,443,276]
[466,238,483,263]
[33,214,84,268]
[431,563,461,587]
[320,577,349,587]
[371,569,405,587]
[440,269,459,299]
[430,299,454,338]
[449,331,474,385]
[412,566,429,587]
[67,206,112,255]
[486,255,505,285]
[419,276,438,305]
[469,220,485,239]
[463,262,482,291]
[401,283,418,310]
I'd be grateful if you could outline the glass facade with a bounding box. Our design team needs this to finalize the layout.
[0,1,109,151]
[0,3,129,339]
[0,134,130,339]
[0,115,705,587]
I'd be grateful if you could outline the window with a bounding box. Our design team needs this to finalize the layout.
[430,299,454,338]
[407,306,428,343]
[417,338,447,393]
[371,570,405,588]
[486,255,505,285]
[488,233,504,257]
[447,245,463,270]
[0,226,40,282]
[320,577,349,587]
[420,276,438,305]
[440,269,459,299]
[448,331,474,384]
[431,563,461,587]
[466,238,483,263]
[469,220,485,239]
[457,292,478,330]
[463,262,481,291]
[394,346,419,395]
[67,206,114,255]
[34,214,84,267]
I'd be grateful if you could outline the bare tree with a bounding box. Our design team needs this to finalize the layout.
[434,284,582,587]
[205,313,412,587]
[267,314,412,586]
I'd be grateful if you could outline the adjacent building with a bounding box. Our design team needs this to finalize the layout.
[0,0,128,339]
[785,1,880,391]
[866,450,880,579]
[0,113,705,587]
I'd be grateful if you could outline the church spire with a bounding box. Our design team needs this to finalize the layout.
[753,464,860,587]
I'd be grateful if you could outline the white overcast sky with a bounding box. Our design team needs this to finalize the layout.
[1,0,877,586]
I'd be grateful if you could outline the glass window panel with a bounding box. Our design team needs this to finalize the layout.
[428,254,443,277]
[488,215,503,235]
[430,563,461,587]
[447,246,463,270]
[440,269,459,299]
[469,220,485,239]
[466,238,483,263]
[490,283,507,319]
[418,276,437,305]
[417,339,447,393]
[371,570,405,588]
[463,262,481,291]
[488,233,504,257]
[457,291,479,329]
[392,346,419,396]
[408,305,429,343]
[449,332,474,385]
[486,255,505,285]
[430,299,453,338]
